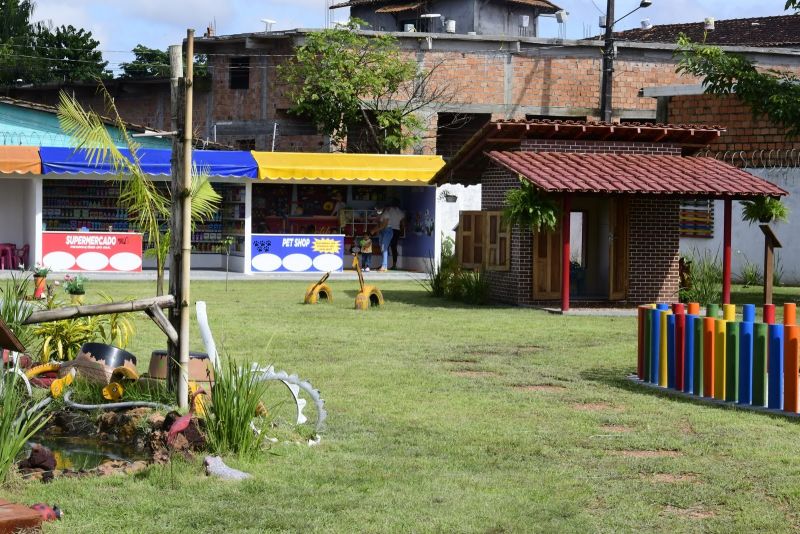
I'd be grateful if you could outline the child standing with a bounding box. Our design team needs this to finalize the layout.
[358,232,373,272]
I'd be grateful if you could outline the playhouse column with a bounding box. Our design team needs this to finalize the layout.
[561,195,571,312]
[722,198,732,304]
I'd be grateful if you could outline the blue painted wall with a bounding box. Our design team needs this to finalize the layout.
[0,102,171,148]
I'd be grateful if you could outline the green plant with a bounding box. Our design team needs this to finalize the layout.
[205,358,270,456]
[740,196,790,225]
[216,236,237,292]
[94,292,135,348]
[422,235,458,298]
[31,264,50,277]
[502,177,559,233]
[0,272,40,354]
[679,250,722,305]
[736,257,763,288]
[458,269,491,306]
[62,274,87,294]
[34,316,99,362]
[0,367,49,484]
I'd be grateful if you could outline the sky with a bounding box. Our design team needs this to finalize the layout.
[30,0,794,70]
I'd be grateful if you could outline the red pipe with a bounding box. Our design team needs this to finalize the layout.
[723,198,732,304]
[561,195,571,312]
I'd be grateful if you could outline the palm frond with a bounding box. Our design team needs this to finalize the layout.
[190,166,222,224]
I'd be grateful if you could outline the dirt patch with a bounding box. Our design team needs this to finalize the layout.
[451,370,498,378]
[463,345,543,357]
[572,402,624,412]
[513,384,567,392]
[662,505,716,519]
[444,357,480,364]
[600,424,632,433]
[651,473,698,484]
[617,450,682,459]
[679,419,697,435]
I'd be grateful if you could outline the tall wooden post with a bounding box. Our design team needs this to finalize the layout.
[167,44,184,397]
[760,224,783,306]
[177,29,195,409]
[561,195,571,312]
[722,198,732,304]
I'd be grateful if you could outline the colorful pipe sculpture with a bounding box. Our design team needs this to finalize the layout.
[636,302,800,415]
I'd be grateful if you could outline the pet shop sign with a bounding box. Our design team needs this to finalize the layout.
[250,234,345,273]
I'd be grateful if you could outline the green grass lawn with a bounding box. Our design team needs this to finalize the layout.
[3,280,800,533]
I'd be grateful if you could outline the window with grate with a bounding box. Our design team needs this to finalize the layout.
[679,199,714,238]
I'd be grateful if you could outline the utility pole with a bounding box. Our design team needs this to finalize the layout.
[599,0,615,123]
[167,43,184,402]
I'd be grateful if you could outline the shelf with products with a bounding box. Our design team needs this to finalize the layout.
[43,179,247,255]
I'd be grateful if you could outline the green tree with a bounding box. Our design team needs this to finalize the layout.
[31,24,109,82]
[57,85,221,295]
[0,0,36,85]
[120,44,208,79]
[279,19,455,153]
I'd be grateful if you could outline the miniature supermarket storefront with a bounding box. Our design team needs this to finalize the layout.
[0,147,444,274]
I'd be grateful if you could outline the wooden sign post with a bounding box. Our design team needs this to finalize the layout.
[760,224,783,305]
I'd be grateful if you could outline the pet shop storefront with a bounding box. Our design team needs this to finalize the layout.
[247,152,442,273]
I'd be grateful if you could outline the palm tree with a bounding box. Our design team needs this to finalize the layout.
[57,85,220,295]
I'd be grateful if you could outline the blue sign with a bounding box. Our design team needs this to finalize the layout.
[250,234,345,273]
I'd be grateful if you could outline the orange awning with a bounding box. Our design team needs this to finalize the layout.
[0,146,40,174]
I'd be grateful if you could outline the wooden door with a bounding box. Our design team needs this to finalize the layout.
[457,211,484,269]
[608,197,629,300]
[533,225,561,300]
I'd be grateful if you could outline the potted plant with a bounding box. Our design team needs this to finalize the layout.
[502,176,559,233]
[31,264,50,299]
[740,196,789,225]
[62,274,87,305]
[438,189,458,203]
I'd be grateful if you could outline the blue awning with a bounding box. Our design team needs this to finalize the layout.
[40,147,258,178]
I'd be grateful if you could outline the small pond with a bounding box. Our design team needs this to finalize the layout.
[26,436,150,471]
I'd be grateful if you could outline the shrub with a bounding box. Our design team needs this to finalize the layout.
[679,250,722,305]
[0,368,49,484]
[458,269,491,306]
[736,257,763,288]
[422,235,458,298]
[205,358,270,456]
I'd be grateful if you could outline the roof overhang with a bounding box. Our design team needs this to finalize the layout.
[0,146,40,175]
[432,120,725,185]
[251,152,444,185]
[487,151,788,199]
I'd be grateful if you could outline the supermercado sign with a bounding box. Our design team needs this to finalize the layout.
[250,234,344,273]
[42,232,143,272]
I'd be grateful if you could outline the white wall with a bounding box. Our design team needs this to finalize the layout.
[680,167,800,285]
[434,184,482,265]
[0,179,28,249]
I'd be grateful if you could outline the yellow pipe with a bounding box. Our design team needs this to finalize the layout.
[723,304,736,322]
[659,310,671,387]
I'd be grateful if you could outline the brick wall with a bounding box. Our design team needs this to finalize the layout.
[668,94,800,160]
[521,139,682,155]
[481,163,533,305]
[628,196,680,303]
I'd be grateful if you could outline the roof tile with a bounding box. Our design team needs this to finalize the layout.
[487,151,788,198]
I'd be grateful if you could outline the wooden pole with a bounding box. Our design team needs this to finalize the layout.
[722,198,732,305]
[177,29,195,409]
[167,43,184,396]
[23,295,175,324]
[560,195,571,312]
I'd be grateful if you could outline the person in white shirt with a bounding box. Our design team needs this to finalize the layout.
[383,202,405,269]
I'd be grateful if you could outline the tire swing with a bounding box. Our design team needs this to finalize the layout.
[304,272,333,304]
[352,255,384,310]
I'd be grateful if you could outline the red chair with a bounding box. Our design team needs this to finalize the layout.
[0,244,14,270]
[13,244,29,269]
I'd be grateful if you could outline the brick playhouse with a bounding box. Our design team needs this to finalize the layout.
[433,120,787,310]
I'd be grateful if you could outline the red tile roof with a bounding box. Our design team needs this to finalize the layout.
[487,151,788,198]
[611,14,800,48]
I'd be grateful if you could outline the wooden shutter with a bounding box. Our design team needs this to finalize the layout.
[457,211,484,269]
[533,226,562,300]
[485,211,510,271]
[609,198,629,301]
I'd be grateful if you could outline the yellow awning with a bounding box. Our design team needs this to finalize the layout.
[0,146,40,174]
[251,152,445,185]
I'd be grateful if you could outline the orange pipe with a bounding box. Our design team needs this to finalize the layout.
[785,325,800,413]
[687,302,701,316]
[785,303,797,326]
[703,317,715,397]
